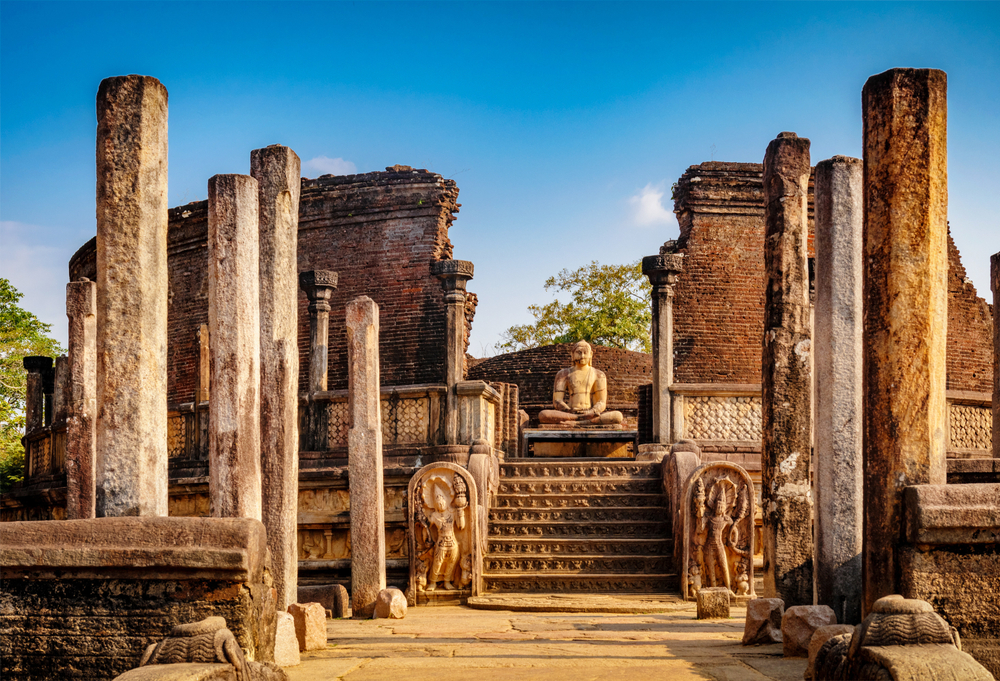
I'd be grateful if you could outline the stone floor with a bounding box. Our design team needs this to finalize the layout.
[285,597,807,681]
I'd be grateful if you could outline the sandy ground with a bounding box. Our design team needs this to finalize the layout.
[285,600,806,681]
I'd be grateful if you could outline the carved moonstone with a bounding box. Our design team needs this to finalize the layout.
[682,462,756,602]
[408,462,481,604]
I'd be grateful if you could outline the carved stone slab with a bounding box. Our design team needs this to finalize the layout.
[408,462,481,604]
[681,462,756,601]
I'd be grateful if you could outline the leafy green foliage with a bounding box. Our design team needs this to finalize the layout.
[0,279,64,492]
[499,261,652,353]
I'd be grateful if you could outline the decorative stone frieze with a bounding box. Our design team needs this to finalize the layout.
[681,462,756,601]
[684,396,762,441]
[408,462,480,604]
[949,403,992,450]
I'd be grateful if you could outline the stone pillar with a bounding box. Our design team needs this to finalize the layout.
[95,75,169,518]
[761,131,813,606]
[992,252,999,459]
[22,356,51,434]
[208,174,262,520]
[66,279,97,520]
[814,156,864,624]
[52,356,70,425]
[431,260,474,445]
[195,324,210,459]
[862,68,948,617]
[642,251,684,444]
[346,296,386,617]
[42,362,56,427]
[299,270,338,451]
[251,144,301,609]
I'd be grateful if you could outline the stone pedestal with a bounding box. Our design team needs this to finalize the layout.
[431,260,474,445]
[208,174,261,520]
[642,252,684,444]
[761,131,813,606]
[346,296,386,617]
[66,279,97,520]
[861,68,948,617]
[299,270,338,451]
[697,587,731,619]
[814,156,864,625]
[252,144,301,610]
[95,75,169,518]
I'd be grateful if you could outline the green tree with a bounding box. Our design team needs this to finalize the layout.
[1,279,64,492]
[498,260,652,353]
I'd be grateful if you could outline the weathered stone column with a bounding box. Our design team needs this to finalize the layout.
[194,323,210,459]
[431,259,474,445]
[42,362,56,427]
[993,252,999,459]
[299,270,338,451]
[814,156,864,624]
[94,75,169,517]
[862,68,948,617]
[642,251,684,444]
[22,356,51,434]
[346,296,386,617]
[66,278,97,519]
[761,131,813,606]
[208,173,262,520]
[52,356,70,425]
[251,144,301,609]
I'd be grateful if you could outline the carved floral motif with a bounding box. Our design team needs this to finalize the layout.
[682,462,756,600]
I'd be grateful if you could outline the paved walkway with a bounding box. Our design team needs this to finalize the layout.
[285,599,806,681]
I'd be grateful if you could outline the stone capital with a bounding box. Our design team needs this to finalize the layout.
[642,254,684,289]
[299,270,338,311]
[23,356,53,374]
[432,259,474,293]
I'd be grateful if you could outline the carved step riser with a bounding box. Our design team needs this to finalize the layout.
[486,557,672,573]
[495,494,664,509]
[500,464,659,479]
[489,523,670,539]
[483,576,679,593]
[498,480,661,495]
[490,509,665,523]
[487,540,673,557]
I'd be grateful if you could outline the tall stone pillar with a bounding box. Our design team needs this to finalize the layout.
[814,156,864,624]
[52,356,70,425]
[23,356,51,434]
[42,362,56,427]
[66,278,97,520]
[208,174,262,520]
[346,296,386,617]
[642,251,684,444]
[862,68,948,617]
[992,252,999,459]
[95,75,169,518]
[251,144,301,609]
[299,270,338,451]
[761,131,813,606]
[431,259,474,444]
[195,324,210,459]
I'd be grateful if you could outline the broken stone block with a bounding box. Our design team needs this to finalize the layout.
[374,588,408,619]
[297,584,349,618]
[782,604,836,657]
[287,602,326,651]
[273,612,300,667]
[696,587,730,620]
[805,625,855,680]
[743,598,784,645]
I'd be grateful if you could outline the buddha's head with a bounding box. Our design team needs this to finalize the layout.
[571,340,593,368]
[434,492,449,512]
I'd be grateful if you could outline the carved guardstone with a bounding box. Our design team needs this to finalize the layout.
[408,462,481,605]
[681,462,756,603]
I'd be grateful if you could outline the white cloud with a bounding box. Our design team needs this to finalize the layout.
[628,182,677,227]
[303,156,357,176]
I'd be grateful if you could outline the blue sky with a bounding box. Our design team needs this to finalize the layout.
[2,1,997,354]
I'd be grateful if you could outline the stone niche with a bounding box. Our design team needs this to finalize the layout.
[407,462,481,605]
[681,462,756,602]
[0,517,276,681]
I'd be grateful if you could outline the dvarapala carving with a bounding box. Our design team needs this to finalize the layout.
[681,462,756,600]
[408,462,481,602]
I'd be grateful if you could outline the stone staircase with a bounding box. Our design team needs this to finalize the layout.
[482,459,678,593]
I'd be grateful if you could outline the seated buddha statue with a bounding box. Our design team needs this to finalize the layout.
[537,340,624,426]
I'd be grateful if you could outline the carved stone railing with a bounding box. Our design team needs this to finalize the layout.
[947,390,992,458]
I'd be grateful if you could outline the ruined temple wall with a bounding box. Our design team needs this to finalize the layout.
[947,233,994,394]
[70,168,463,406]
[468,343,651,428]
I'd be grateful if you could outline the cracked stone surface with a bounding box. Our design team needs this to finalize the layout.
[286,601,807,680]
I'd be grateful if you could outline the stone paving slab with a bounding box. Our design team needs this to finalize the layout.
[285,602,806,681]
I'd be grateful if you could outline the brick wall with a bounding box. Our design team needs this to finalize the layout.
[70,167,467,405]
[670,161,992,393]
[468,343,651,427]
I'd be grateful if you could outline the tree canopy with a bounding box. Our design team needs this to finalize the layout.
[498,260,652,353]
[1,278,64,492]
